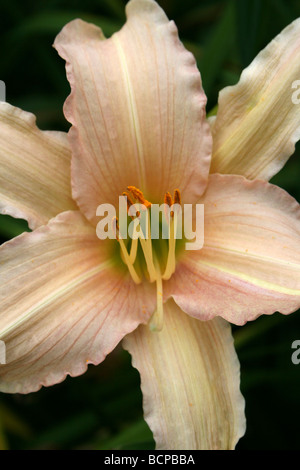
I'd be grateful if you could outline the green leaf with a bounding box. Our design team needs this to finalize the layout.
[198,0,236,97]
[29,412,98,448]
[233,314,285,350]
[5,11,121,42]
[97,419,154,450]
[0,215,30,239]
[265,0,296,24]
[101,0,126,20]
[235,0,261,67]
[0,403,32,441]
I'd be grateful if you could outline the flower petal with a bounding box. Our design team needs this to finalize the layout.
[167,174,300,325]
[210,18,300,180]
[0,211,155,393]
[123,299,245,450]
[0,103,77,229]
[53,0,211,223]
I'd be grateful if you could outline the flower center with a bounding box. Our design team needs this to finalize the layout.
[113,186,181,331]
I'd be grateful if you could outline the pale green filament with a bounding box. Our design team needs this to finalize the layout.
[162,212,177,281]
[118,236,142,285]
[149,256,164,332]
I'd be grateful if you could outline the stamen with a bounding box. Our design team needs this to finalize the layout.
[129,217,139,264]
[112,217,141,284]
[174,189,181,205]
[162,211,177,280]
[127,186,151,209]
[111,216,120,241]
[139,213,157,283]
[123,191,135,208]
[129,238,138,265]
[149,257,164,332]
[164,192,174,223]
[164,191,174,218]
[126,202,157,283]
[164,191,173,207]
[162,189,181,280]
[116,187,181,325]
[123,192,140,218]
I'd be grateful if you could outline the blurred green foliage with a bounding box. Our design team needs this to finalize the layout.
[0,0,300,450]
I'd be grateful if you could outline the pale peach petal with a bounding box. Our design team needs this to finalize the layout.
[167,174,300,325]
[54,0,211,224]
[0,103,77,229]
[210,18,300,180]
[0,211,155,393]
[123,299,246,450]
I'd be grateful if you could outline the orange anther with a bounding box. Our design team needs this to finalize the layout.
[127,186,151,209]
[164,191,173,207]
[174,189,181,205]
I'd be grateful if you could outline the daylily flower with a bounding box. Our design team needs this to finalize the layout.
[0,0,299,450]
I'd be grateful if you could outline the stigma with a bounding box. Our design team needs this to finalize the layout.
[114,186,181,331]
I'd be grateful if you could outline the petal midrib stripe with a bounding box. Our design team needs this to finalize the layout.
[0,259,115,339]
[186,253,300,295]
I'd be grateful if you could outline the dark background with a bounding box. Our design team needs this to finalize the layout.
[0,0,299,450]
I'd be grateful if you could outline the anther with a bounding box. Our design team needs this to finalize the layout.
[164,191,174,218]
[174,189,181,205]
[127,186,151,209]
[123,192,140,218]
[164,191,173,207]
